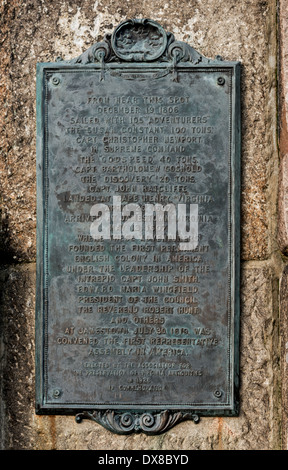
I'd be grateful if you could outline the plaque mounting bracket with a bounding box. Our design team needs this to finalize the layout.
[75,410,200,435]
[69,18,217,83]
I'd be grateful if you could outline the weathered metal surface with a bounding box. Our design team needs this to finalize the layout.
[36,19,241,434]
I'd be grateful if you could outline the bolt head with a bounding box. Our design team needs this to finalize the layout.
[52,76,60,86]
[217,77,225,86]
[52,388,61,398]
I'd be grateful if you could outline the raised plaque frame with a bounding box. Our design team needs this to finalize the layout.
[36,19,241,434]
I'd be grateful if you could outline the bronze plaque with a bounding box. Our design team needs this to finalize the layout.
[36,19,241,434]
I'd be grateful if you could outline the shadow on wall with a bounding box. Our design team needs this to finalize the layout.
[0,202,27,265]
[0,201,37,448]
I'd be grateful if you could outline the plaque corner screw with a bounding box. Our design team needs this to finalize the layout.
[52,388,62,398]
[217,77,225,86]
[214,389,222,398]
[51,76,60,86]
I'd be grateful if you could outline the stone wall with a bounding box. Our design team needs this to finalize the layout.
[0,0,285,450]
[278,0,288,451]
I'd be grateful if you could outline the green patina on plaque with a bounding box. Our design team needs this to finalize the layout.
[35,19,241,434]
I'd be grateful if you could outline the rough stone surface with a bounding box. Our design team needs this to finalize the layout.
[0,264,280,450]
[278,1,288,254]
[277,1,288,450]
[0,264,36,449]
[280,266,288,450]
[0,0,283,450]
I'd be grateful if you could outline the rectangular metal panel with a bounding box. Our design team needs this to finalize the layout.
[36,55,240,423]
